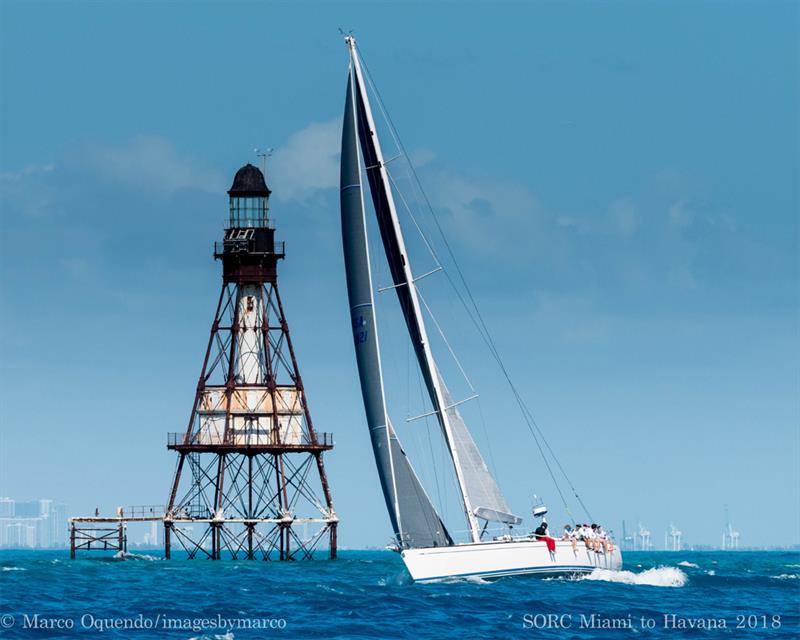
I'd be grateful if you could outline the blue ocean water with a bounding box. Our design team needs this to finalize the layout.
[0,549,797,639]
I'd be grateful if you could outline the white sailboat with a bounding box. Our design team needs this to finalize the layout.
[339,35,622,582]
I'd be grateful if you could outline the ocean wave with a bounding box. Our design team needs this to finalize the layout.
[771,574,798,580]
[707,570,716,576]
[1,566,25,571]
[677,561,699,568]
[580,566,687,587]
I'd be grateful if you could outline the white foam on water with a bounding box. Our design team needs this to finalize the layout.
[771,574,798,580]
[426,574,489,585]
[678,561,699,568]
[785,564,800,569]
[2,566,25,571]
[318,584,345,594]
[379,572,410,587]
[113,551,161,561]
[706,569,716,576]
[580,566,687,588]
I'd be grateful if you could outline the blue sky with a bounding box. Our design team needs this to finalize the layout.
[0,1,797,548]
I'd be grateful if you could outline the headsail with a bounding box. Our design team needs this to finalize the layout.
[435,368,521,526]
[340,65,451,549]
[345,37,520,540]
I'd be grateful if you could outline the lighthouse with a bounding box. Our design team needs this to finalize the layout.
[164,163,337,560]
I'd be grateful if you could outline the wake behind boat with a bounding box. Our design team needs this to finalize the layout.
[339,35,622,582]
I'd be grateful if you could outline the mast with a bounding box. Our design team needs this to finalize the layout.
[346,37,481,543]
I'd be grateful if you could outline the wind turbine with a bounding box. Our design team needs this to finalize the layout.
[722,504,740,550]
[637,523,651,551]
[665,523,682,551]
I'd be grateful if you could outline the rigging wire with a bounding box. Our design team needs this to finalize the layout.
[356,42,593,523]
[415,288,475,393]
[388,142,509,517]
[417,359,446,525]
[386,170,440,267]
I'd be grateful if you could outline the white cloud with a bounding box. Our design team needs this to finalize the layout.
[1,163,55,182]
[266,118,436,201]
[269,118,341,201]
[608,197,639,237]
[408,148,436,167]
[0,163,57,218]
[425,170,547,260]
[67,135,226,194]
[668,199,692,229]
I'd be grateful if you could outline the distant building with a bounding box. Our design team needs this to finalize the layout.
[50,503,69,547]
[14,501,40,518]
[5,522,36,547]
[142,521,162,547]
[0,498,69,548]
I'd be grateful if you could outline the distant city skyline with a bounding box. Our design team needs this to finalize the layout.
[0,497,69,548]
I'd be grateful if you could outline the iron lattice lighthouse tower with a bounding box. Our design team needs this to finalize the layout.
[165,164,337,560]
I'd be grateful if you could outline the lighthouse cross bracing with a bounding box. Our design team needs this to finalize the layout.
[163,163,337,560]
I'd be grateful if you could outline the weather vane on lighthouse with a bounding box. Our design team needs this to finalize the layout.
[254,147,273,181]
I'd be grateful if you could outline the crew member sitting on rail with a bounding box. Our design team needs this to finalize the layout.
[580,523,598,552]
[590,524,602,552]
[596,524,613,553]
[577,524,587,547]
[562,524,578,553]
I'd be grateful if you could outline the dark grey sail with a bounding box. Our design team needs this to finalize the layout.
[340,68,451,549]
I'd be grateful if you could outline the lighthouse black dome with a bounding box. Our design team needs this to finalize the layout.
[228,163,271,197]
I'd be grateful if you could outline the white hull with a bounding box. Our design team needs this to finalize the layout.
[401,539,622,582]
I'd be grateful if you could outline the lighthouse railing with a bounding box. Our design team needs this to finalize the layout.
[166,431,334,448]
